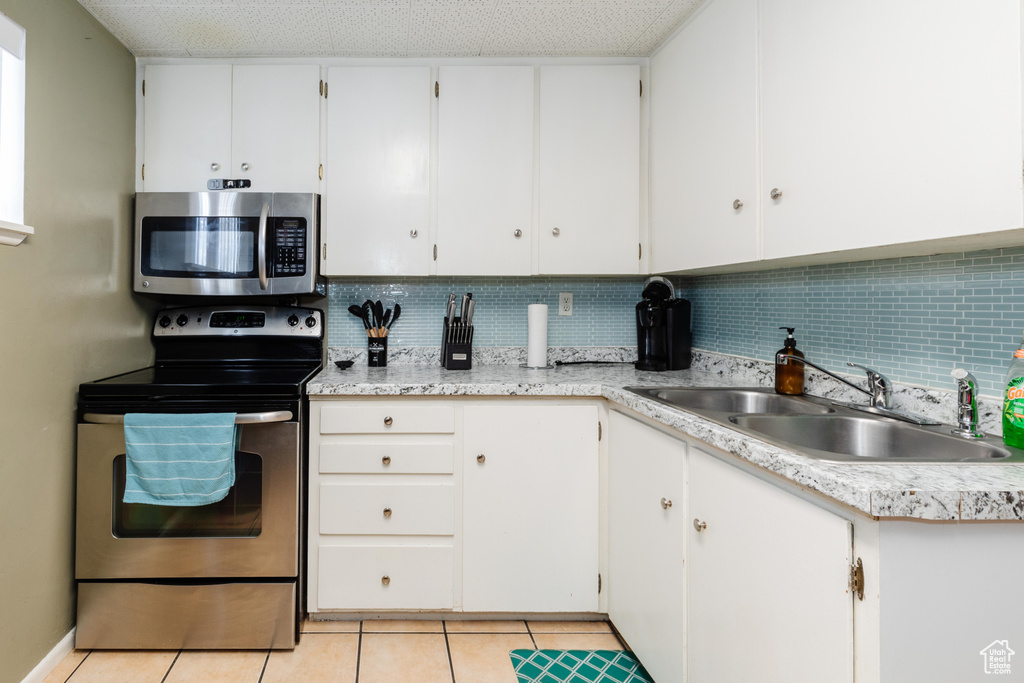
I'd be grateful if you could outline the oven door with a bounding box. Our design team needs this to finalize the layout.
[133,192,318,297]
[76,412,299,579]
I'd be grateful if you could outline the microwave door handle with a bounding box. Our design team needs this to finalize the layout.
[257,201,270,291]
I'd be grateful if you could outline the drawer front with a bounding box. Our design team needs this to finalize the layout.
[320,483,454,535]
[320,405,455,434]
[320,443,454,474]
[318,545,453,610]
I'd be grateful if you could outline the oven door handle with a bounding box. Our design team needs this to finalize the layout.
[81,410,293,425]
[257,200,270,291]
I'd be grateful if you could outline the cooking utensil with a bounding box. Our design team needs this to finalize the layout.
[348,305,371,334]
[373,300,384,333]
[387,303,402,333]
[362,300,376,337]
[463,299,475,343]
[381,308,392,334]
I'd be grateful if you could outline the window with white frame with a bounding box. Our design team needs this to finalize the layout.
[0,11,29,246]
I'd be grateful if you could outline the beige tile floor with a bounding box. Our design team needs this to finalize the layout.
[45,620,625,683]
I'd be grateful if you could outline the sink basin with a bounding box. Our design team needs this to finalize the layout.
[626,387,833,416]
[730,414,1015,463]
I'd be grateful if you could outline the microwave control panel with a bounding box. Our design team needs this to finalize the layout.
[273,219,307,277]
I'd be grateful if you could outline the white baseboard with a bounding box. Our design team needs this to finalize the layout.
[20,628,76,683]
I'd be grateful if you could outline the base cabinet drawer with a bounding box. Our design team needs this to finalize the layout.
[318,545,454,610]
[320,443,454,474]
[320,483,454,535]
[320,405,455,434]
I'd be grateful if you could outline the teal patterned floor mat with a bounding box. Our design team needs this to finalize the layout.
[510,650,655,683]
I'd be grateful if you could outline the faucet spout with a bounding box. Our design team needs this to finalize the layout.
[775,354,892,409]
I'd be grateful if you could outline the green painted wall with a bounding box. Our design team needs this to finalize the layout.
[0,1,153,680]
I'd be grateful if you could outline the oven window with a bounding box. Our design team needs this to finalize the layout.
[140,216,257,278]
[111,451,262,538]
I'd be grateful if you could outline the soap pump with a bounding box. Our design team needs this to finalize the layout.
[775,327,805,395]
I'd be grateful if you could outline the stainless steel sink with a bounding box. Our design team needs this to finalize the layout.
[730,414,1015,463]
[627,387,833,416]
[624,385,1024,464]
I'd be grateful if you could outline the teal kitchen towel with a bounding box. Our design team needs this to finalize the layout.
[123,413,238,506]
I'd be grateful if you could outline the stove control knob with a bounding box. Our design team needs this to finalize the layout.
[158,315,172,328]
[287,314,299,327]
[305,316,317,328]
[176,314,189,327]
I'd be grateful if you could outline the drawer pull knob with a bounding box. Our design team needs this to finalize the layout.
[381,575,390,586]
[383,507,393,518]
[477,454,486,464]
[661,498,673,509]
[693,518,707,532]
[383,416,393,426]
[382,455,391,466]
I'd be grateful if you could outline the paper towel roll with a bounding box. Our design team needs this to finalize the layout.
[527,304,548,368]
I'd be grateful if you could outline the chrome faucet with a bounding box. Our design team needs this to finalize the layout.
[775,354,893,408]
[950,368,984,438]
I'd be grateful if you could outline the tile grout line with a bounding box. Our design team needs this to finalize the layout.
[525,620,538,649]
[158,650,181,683]
[256,649,270,683]
[443,620,457,683]
[63,650,91,682]
[354,620,363,683]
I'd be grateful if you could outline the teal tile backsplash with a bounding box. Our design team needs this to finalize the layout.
[677,247,1024,396]
[326,246,1024,397]
[327,277,643,349]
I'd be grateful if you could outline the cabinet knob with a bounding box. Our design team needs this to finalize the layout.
[210,163,220,172]
[693,518,707,532]
[732,199,743,210]
[513,229,522,239]
[661,497,673,509]
[552,227,561,237]
[770,188,783,200]
[383,416,393,426]
[382,455,391,466]
[381,575,390,586]
[241,162,250,172]
[383,507,393,518]
[477,454,486,464]
[410,229,418,239]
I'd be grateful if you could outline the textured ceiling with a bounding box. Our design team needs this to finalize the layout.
[76,0,705,58]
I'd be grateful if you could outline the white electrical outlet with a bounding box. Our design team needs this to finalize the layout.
[559,292,573,316]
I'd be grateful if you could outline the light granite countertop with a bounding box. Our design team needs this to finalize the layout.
[307,361,1024,522]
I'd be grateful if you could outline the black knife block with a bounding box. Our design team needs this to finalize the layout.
[441,317,473,370]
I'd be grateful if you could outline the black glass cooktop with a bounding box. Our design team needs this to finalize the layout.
[79,362,321,400]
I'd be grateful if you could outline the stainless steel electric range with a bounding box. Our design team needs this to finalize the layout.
[75,305,323,650]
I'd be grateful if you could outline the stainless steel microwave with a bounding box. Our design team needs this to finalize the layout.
[134,192,319,297]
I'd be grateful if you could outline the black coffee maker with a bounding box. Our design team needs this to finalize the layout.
[635,277,692,372]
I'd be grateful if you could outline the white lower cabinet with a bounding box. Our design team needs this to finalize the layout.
[309,399,600,616]
[607,412,687,683]
[462,404,599,613]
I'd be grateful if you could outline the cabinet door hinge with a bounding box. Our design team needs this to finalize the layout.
[142,80,145,96]
[598,573,602,594]
[319,164,323,180]
[850,558,864,601]
[435,81,439,98]
[322,243,327,261]
[319,79,323,97]
[638,243,642,260]
[141,164,145,180]
[639,80,642,98]
[598,421,602,441]
[433,244,437,261]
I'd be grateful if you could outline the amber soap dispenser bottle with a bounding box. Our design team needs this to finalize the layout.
[775,327,805,395]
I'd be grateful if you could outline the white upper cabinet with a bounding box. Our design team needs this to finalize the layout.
[143,65,232,192]
[142,64,320,193]
[538,65,640,275]
[760,0,1023,260]
[436,66,535,276]
[322,67,431,276]
[649,0,758,272]
[230,65,321,194]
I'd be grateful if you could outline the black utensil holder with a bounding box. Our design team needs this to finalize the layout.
[368,335,388,367]
[441,317,473,370]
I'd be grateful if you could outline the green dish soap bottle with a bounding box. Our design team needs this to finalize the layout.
[1004,331,1024,448]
